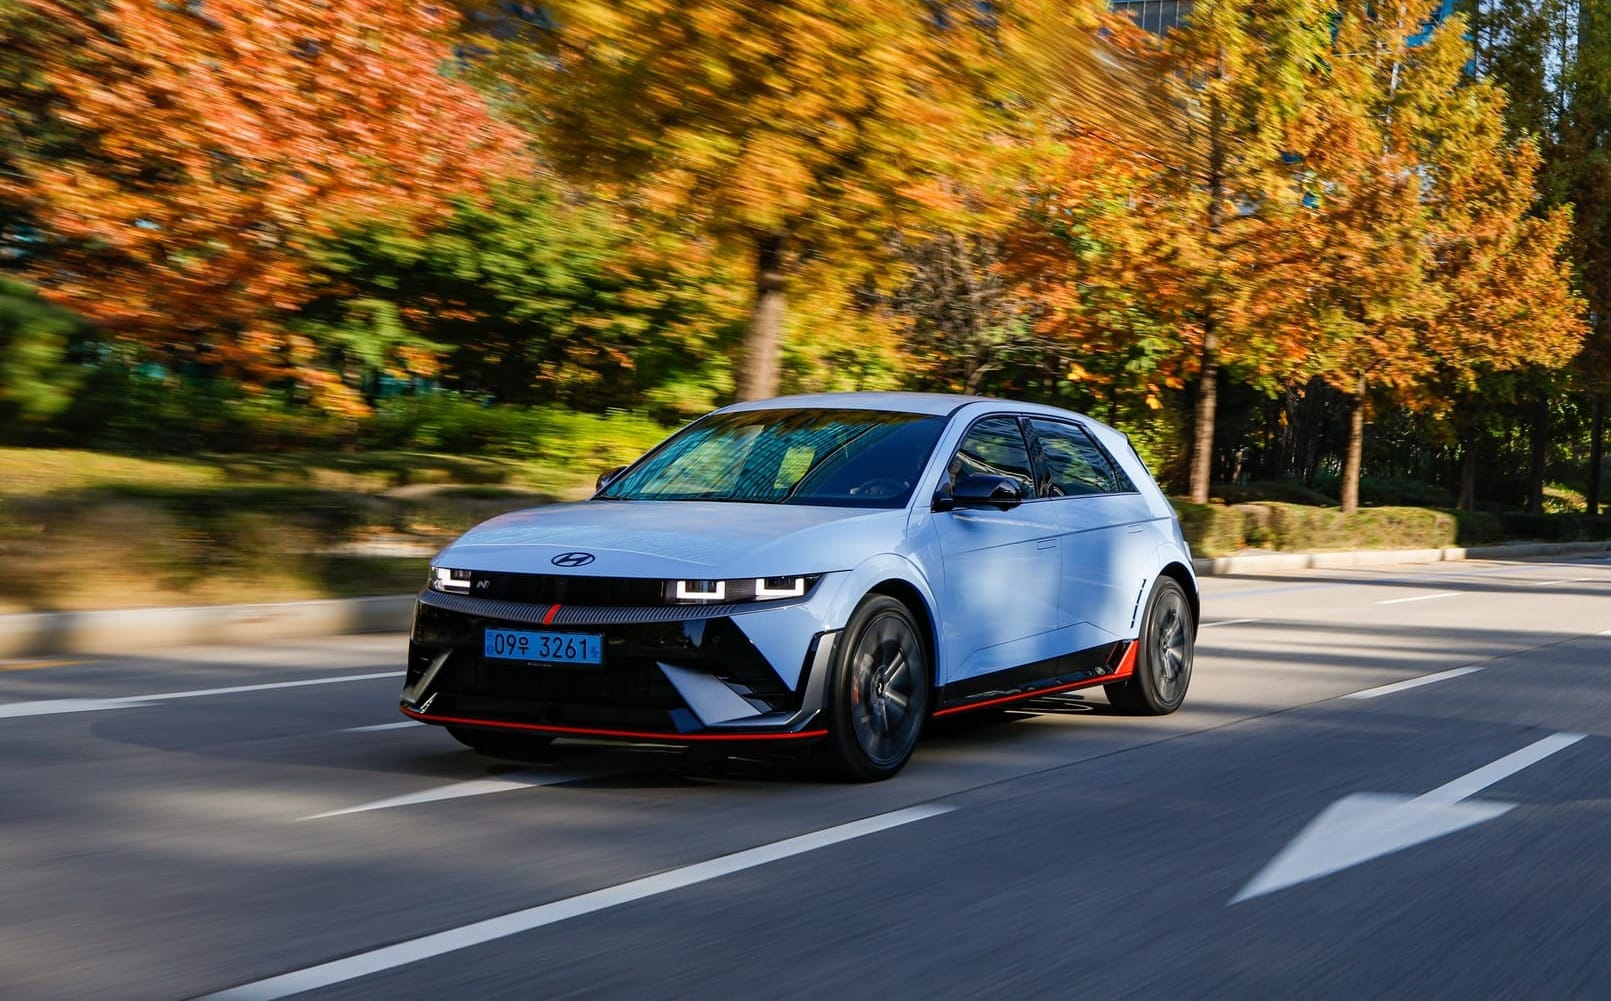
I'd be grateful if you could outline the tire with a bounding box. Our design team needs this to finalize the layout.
[1105,576,1194,715]
[446,724,556,761]
[818,595,931,781]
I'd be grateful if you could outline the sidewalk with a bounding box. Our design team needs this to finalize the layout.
[2,540,1608,658]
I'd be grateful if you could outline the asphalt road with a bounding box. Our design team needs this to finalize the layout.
[2,556,1610,1000]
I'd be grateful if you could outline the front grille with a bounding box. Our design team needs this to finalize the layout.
[409,601,803,726]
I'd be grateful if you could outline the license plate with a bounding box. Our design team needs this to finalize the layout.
[484,628,603,665]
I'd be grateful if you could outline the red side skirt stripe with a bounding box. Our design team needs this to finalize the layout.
[401,706,828,742]
[931,640,1138,718]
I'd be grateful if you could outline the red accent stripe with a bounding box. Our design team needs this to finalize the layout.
[1109,639,1139,679]
[542,603,561,625]
[931,641,1139,719]
[401,706,828,743]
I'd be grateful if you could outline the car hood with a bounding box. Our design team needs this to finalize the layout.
[435,500,909,578]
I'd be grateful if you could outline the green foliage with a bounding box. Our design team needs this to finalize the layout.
[0,278,92,425]
[1170,499,1248,556]
[303,183,743,416]
[360,395,671,467]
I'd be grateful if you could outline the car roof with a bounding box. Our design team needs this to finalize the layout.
[717,391,1102,425]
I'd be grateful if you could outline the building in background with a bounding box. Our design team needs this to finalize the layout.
[1111,0,1457,39]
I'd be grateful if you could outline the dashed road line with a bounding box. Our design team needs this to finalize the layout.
[1344,666,1484,699]
[342,721,424,733]
[1375,591,1459,605]
[201,804,958,1001]
[303,768,605,820]
[0,671,400,719]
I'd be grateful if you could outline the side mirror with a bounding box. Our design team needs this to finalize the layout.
[596,465,628,491]
[944,474,1026,511]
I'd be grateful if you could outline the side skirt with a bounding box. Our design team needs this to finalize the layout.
[932,640,1137,718]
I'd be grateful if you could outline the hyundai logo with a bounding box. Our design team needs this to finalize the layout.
[551,551,596,568]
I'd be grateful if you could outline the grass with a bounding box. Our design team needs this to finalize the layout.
[1,445,1604,610]
[0,447,619,613]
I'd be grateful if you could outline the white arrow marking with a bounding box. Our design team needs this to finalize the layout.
[1233,732,1586,904]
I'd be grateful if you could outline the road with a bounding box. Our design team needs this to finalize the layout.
[2,555,1609,1000]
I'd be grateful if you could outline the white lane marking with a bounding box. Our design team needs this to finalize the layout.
[1374,591,1458,605]
[1520,577,1591,586]
[1343,666,1485,700]
[1414,732,1587,805]
[1201,618,1259,628]
[201,804,957,1001]
[1599,628,1611,637]
[303,769,602,820]
[342,721,424,733]
[0,672,399,719]
[0,698,142,719]
[1233,733,1586,903]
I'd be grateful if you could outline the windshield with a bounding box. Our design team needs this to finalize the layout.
[596,409,946,508]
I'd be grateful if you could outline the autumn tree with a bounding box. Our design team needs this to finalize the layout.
[1162,0,1335,502]
[1560,2,1611,511]
[471,0,1110,401]
[1305,1,1583,512]
[0,0,527,412]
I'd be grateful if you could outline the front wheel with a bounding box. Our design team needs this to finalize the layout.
[1105,577,1194,715]
[818,595,931,781]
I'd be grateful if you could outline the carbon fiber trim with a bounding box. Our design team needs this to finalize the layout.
[416,589,810,626]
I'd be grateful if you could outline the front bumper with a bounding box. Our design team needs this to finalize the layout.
[401,591,836,743]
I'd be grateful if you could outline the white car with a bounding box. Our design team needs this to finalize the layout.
[402,393,1197,779]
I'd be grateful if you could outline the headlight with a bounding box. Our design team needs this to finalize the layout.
[429,567,471,594]
[663,575,823,604]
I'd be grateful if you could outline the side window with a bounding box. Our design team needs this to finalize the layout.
[948,416,1035,496]
[1029,419,1134,497]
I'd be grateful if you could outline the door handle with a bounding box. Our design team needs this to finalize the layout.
[1037,538,1058,550]
[1127,526,1145,534]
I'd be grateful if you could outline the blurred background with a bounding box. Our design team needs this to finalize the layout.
[0,0,1607,613]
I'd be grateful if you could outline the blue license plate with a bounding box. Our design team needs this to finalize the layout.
[484,628,604,665]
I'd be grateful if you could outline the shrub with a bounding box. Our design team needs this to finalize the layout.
[1171,499,1245,557]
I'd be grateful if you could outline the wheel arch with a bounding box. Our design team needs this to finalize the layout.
[1157,561,1199,633]
[866,577,939,692]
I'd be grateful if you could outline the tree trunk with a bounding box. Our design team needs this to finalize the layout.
[1340,379,1366,514]
[1187,88,1229,505]
[735,233,786,401]
[1526,396,1548,514]
[1187,325,1219,503]
[1459,441,1476,511]
[1589,394,1604,516]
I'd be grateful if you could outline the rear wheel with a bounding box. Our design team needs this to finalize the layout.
[446,725,556,761]
[819,595,930,781]
[1105,577,1194,715]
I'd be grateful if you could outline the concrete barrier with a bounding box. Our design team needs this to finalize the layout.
[3,538,1609,657]
[0,595,415,659]
[1192,539,1611,576]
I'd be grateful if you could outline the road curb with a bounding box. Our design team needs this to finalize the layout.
[0,595,415,659]
[1192,539,1611,576]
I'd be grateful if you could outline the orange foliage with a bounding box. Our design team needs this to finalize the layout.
[5,0,527,412]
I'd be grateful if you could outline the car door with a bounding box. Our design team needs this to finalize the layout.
[1026,417,1156,648]
[931,415,1063,683]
